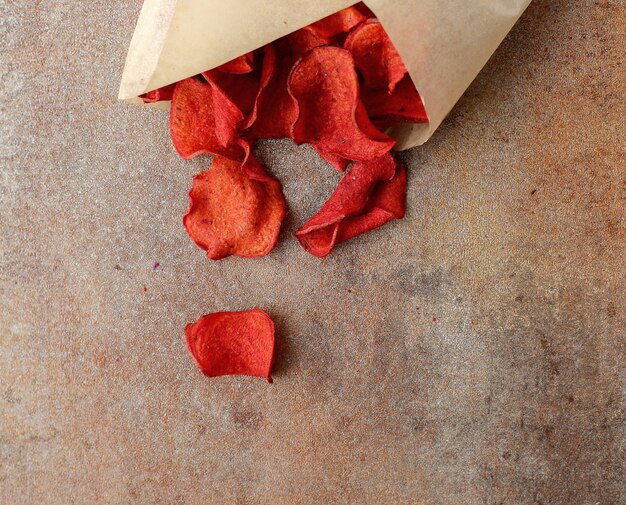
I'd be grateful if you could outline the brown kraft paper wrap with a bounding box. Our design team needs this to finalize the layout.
[118,0,532,149]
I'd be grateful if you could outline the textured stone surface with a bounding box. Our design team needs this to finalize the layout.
[1,1,624,503]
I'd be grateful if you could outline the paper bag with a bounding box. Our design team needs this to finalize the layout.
[118,0,531,149]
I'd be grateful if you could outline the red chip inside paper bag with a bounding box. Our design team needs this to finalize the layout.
[185,309,275,382]
[362,74,428,124]
[310,5,366,40]
[216,51,255,74]
[140,83,176,103]
[170,77,244,160]
[202,51,264,119]
[344,19,407,93]
[289,46,395,162]
[244,30,328,139]
[285,26,329,56]
[296,152,406,257]
[183,155,285,260]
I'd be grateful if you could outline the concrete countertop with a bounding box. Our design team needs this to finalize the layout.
[1,1,623,503]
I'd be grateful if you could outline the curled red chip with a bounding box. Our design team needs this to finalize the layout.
[183,155,285,259]
[289,46,395,162]
[354,2,376,19]
[202,66,261,119]
[216,51,255,74]
[336,157,406,243]
[285,26,329,56]
[310,5,366,39]
[344,19,407,93]
[243,45,295,138]
[361,74,428,124]
[314,146,351,172]
[140,83,176,103]
[185,309,275,382]
[170,77,244,160]
[242,44,280,134]
[244,31,328,139]
[295,153,406,257]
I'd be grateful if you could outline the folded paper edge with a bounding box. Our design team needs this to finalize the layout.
[118,0,178,100]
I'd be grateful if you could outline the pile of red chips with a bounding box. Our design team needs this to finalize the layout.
[143,2,427,260]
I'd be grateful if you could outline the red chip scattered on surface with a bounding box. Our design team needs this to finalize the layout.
[295,152,406,257]
[183,155,285,260]
[336,157,407,244]
[185,309,275,382]
[289,46,396,162]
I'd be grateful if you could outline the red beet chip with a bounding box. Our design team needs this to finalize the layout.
[202,66,262,120]
[244,28,331,139]
[244,29,330,140]
[337,157,407,243]
[216,51,255,74]
[289,46,395,163]
[185,309,275,382]
[344,19,407,93]
[310,5,366,39]
[238,137,276,182]
[140,83,176,103]
[243,44,295,139]
[285,26,330,55]
[361,74,428,124]
[314,146,351,172]
[296,152,406,257]
[354,2,377,19]
[170,77,244,160]
[242,44,281,135]
[183,155,285,260]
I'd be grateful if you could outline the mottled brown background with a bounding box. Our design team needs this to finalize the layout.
[1,1,624,504]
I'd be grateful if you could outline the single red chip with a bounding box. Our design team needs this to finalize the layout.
[295,153,406,257]
[336,157,407,243]
[310,5,366,39]
[183,155,285,259]
[140,83,176,103]
[344,19,407,93]
[170,77,244,160]
[289,46,395,162]
[216,51,255,74]
[185,309,275,382]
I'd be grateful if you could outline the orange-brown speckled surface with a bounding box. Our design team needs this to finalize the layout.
[1,1,624,504]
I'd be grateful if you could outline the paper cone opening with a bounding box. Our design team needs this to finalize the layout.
[119,0,531,149]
